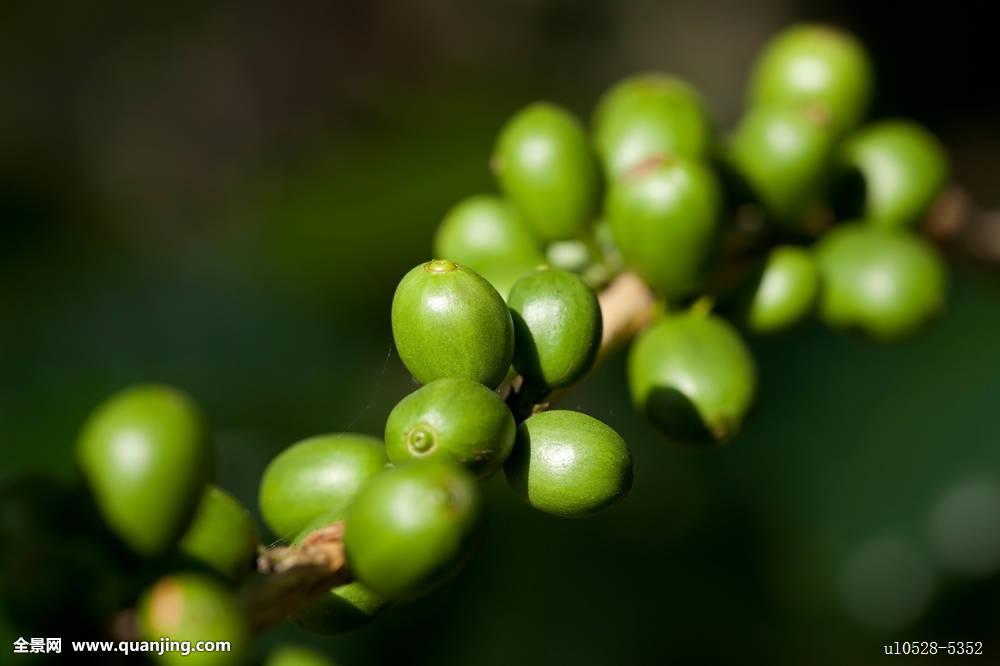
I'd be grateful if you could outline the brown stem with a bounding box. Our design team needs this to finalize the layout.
[241,522,351,633]
[923,186,1000,263]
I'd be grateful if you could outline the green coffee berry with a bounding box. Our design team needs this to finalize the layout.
[545,239,595,274]
[726,104,837,224]
[76,385,211,556]
[815,224,947,340]
[593,73,713,177]
[345,458,480,598]
[259,433,387,540]
[292,513,388,636]
[266,646,338,666]
[492,102,599,241]
[504,410,632,518]
[606,157,721,298]
[391,260,514,388]
[384,377,516,478]
[138,573,247,666]
[508,268,602,389]
[295,581,387,637]
[179,485,258,581]
[841,120,949,229]
[750,23,873,134]
[746,246,820,333]
[628,311,757,443]
[433,195,545,297]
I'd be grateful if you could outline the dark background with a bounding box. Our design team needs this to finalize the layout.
[2,1,1000,664]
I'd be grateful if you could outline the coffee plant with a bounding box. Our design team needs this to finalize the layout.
[2,23,967,665]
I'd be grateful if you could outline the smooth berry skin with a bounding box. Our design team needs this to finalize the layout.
[345,458,480,599]
[504,410,632,518]
[727,104,838,225]
[266,646,337,666]
[593,73,713,177]
[433,195,545,298]
[746,246,820,334]
[292,513,388,636]
[750,23,873,134]
[259,433,387,540]
[606,158,722,298]
[76,385,211,557]
[296,580,387,637]
[384,377,516,479]
[492,102,600,241]
[508,268,602,390]
[138,573,247,666]
[816,224,947,341]
[392,260,514,388]
[179,485,258,581]
[841,120,949,229]
[628,312,757,443]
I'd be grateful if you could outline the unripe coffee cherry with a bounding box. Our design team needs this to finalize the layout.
[292,514,388,636]
[392,260,514,388]
[746,246,820,334]
[76,385,211,556]
[841,120,949,229]
[266,646,337,666]
[628,312,757,443]
[492,102,599,241]
[593,73,713,177]
[259,434,387,540]
[726,104,837,225]
[138,573,247,666]
[179,485,258,581]
[296,581,386,637]
[345,458,480,598]
[504,410,632,518]
[384,377,516,478]
[750,23,873,134]
[433,195,545,298]
[508,268,602,390]
[606,157,721,298]
[815,224,946,340]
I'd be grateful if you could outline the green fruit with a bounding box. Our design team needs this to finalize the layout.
[727,104,837,224]
[545,239,595,274]
[750,23,873,134]
[77,385,211,556]
[392,260,514,388]
[841,120,949,229]
[606,157,721,298]
[504,410,632,517]
[815,224,946,340]
[295,581,387,636]
[746,246,820,333]
[593,73,713,177]
[628,312,757,443]
[384,377,516,478]
[345,458,480,598]
[508,268,602,389]
[493,102,599,241]
[292,514,388,636]
[179,485,258,581]
[259,434,387,540]
[266,646,338,666]
[138,573,246,666]
[433,195,545,297]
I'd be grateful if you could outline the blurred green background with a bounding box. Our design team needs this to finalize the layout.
[2,1,1000,664]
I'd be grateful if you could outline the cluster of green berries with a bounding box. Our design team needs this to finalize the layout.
[61,23,950,663]
[435,23,947,443]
